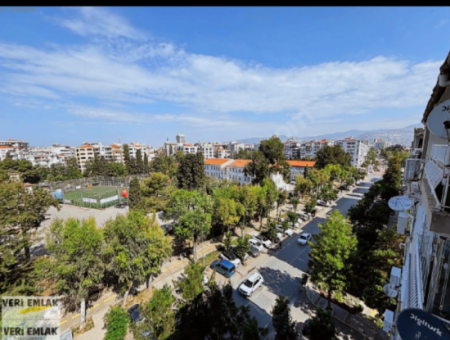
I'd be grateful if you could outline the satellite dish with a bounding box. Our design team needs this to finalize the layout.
[383,284,398,298]
[426,99,450,139]
[388,196,412,211]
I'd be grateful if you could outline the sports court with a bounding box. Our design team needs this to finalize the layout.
[63,186,127,209]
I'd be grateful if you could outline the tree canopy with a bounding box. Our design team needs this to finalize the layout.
[314,145,351,170]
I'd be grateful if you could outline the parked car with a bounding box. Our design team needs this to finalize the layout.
[261,231,281,244]
[248,245,261,258]
[220,250,241,267]
[239,272,264,297]
[302,319,311,336]
[230,246,249,262]
[210,259,236,278]
[252,234,272,248]
[127,304,152,337]
[249,238,264,252]
[115,202,127,208]
[316,199,330,207]
[277,226,294,237]
[297,233,312,245]
[297,213,311,220]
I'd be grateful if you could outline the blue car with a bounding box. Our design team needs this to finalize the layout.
[210,259,236,278]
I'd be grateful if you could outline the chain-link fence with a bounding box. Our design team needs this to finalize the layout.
[37,174,149,209]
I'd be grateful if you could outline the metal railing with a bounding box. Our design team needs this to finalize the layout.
[430,144,450,167]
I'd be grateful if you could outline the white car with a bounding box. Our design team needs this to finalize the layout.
[239,272,264,297]
[297,233,312,245]
[249,238,264,252]
[219,250,241,267]
[317,199,330,207]
[252,234,272,248]
[277,226,294,237]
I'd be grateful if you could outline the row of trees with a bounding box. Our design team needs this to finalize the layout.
[308,149,405,315]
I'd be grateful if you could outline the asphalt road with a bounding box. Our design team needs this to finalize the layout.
[230,179,374,339]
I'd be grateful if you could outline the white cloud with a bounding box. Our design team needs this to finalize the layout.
[0,7,442,137]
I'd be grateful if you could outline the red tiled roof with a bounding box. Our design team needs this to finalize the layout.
[0,146,14,149]
[205,158,230,166]
[229,159,252,168]
[286,160,316,167]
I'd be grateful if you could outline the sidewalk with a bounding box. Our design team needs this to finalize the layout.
[304,283,388,340]
[65,240,220,339]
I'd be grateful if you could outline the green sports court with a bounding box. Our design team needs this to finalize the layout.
[63,186,127,209]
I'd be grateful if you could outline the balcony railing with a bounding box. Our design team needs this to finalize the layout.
[430,144,450,167]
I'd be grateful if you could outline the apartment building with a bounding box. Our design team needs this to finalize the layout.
[177,144,198,155]
[335,137,369,168]
[227,142,245,158]
[284,138,301,160]
[286,160,316,181]
[197,143,215,160]
[0,139,29,149]
[0,145,16,161]
[300,139,334,159]
[228,159,253,184]
[128,142,148,158]
[373,139,392,150]
[204,158,235,180]
[75,142,113,172]
[384,51,450,339]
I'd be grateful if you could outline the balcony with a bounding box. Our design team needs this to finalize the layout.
[431,145,450,167]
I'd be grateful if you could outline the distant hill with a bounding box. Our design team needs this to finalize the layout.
[233,123,422,146]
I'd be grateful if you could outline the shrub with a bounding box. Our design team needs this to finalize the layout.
[104,306,129,340]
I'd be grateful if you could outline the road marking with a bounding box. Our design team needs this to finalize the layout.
[103,295,116,303]
[72,313,80,319]
[60,319,67,325]
[88,303,99,311]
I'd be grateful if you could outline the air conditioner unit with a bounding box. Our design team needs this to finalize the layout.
[383,309,394,333]
[397,212,408,235]
[405,159,421,181]
[390,266,401,288]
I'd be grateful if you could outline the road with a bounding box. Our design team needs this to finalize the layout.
[228,179,374,339]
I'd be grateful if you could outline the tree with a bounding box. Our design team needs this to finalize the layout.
[63,157,83,179]
[176,152,205,191]
[129,178,142,210]
[295,175,313,201]
[308,210,357,309]
[309,307,337,340]
[137,285,175,340]
[143,153,149,173]
[236,185,259,235]
[271,295,298,340]
[123,144,132,174]
[265,219,279,243]
[103,211,172,307]
[223,232,234,251]
[259,136,285,164]
[213,197,240,233]
[150,155,177,178]
[104,306,129,340]
[234,235,251,263]
[286,211,297,229]
[303,165,309,178]
[46,217,104,329]
[276,190,288,217]
[314,145,351,170]
[173,282,267,340]
[141,172,174,213]
[244,151,270,185]
[304,197,317,215]
[290,197,299,212]
[175,210,212,263]
[0,182,59,262]
[136,149,144,174]
[175,262,205,301]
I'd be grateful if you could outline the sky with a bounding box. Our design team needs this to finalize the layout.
[1,7,450,147]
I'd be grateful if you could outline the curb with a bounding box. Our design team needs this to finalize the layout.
[303,287,371,340]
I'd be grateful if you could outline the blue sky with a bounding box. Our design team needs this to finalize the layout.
[1,7,450,147]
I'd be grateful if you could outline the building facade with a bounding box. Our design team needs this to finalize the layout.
[335,137,370,168]
[286,160,316,181]
[385,51,450,339]
[300,139,334,159]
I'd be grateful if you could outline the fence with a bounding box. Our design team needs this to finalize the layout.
[37,174,148,192]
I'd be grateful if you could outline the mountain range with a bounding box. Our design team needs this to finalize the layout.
[233,123,423,146]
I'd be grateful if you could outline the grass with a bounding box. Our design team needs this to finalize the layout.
[72,316,94,338]
[198,250,221,268]
[63,186,127,209]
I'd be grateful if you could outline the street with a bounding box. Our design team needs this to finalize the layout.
[222,178,374,339]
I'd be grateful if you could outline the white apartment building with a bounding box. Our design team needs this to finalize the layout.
[228,160,253,185]
[176,133,186,144]
[300,139,334,159]
[373,139,391,150]
[128,142,148,158]
[384,51,450,339]
[197,143,215,160]
[75,142,113,172]
[335,137,369,168]
[0,146,16,161]
[204,158,235,180]
[284,138,301,160]
[286,160,316,182]
[228,142,245,158]
[215,148,230,158]
[0,139,29,149]
[177,143,198,155]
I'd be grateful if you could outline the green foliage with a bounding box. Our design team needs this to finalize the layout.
[175,210,212,263]
[176,152,205,191]
[46,217,104,319]
[103,211,172,299]
[244,151,270,185]
[309,307,337,340]
[104,306,129,340]
[141,173,174,213]
[234,235,252,261]
[123,144,132,174]
[136,149,144,174]
[290,197,299,212]
[176,263,205,301]
[233,149,257,159]
[173,282,268,340]
[276,190,288,216]
[223,232,234,251]
[271,295,298,340]
[265,219,279,243]
[295,175,313,199]
[304,198,317,215]
[137,285,175,340]
[84,154,127,177]
[309,210,357,309]
[0,157,46,183]
[45,157,83,181]
[286,211,297,228]
[129,178,142,211]
[150,155,177,178]
[314,145,352,170]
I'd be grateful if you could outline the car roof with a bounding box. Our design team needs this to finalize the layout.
[300,233,311,237]
[247,272,261,282]
[219,260,234,269]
